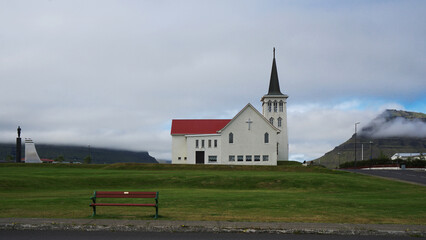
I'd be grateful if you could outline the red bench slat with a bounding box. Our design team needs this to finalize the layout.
[95,191,157,198]
[90,203,156,207]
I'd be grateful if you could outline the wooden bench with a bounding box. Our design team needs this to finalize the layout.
[90,191,159,219]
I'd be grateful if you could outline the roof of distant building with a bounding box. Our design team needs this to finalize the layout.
[171,119,231,135]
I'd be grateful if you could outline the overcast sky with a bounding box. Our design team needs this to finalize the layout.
[1,0,425,161]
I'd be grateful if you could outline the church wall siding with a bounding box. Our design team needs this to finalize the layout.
[172,135,188,164]
[262,96,289,161]
[186,135,221,165]
[220,106,278,166]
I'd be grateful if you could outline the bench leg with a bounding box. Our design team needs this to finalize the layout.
[92,206,96,217]
[155,206,158,219]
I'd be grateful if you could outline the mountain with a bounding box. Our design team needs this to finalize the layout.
[313,109,426,168]
[0,143,158,164]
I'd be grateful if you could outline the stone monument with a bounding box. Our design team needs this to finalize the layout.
[16,126,21,163]
[24,138,42,163]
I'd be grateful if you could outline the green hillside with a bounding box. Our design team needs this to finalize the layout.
[0,163,425,224]
[0,143,157,164]
[314,109,426,168]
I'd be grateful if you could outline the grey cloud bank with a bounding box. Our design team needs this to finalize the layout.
[0,1,425,160]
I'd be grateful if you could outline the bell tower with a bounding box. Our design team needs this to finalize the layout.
[261,48,289,161]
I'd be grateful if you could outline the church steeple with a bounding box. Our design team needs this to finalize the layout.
[267,48,283,95]
[261,48,289,161]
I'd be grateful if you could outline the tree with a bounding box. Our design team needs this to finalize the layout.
[84,155,92,164]
[55,155,65,163]
[6,155,14,162]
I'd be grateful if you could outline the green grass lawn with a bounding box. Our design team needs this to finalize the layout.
[0,163,425,224]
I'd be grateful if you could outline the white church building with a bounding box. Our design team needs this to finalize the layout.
[171,49,289,165]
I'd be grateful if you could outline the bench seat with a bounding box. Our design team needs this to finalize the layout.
[90,191,159,218]
[90,203,156,207]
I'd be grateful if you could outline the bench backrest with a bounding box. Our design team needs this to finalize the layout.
[94,191,158,199]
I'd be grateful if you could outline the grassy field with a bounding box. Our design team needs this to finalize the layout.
[0,163,425,224]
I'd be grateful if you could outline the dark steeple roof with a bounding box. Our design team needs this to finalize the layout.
[267,48,283,95]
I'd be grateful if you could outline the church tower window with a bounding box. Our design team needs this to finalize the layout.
[279,101,283,112]
[278,117,282,127]
[264,132,269,143]
[273,101,278,112]
[196,140,199,148]
[229,132,234,143]
[269,117,274,125]
[267,101,272,112]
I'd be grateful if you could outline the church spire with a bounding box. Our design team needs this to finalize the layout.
[267,47,283,95]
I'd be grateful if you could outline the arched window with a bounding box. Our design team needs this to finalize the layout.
[278,117,282,127]
[279,101,283,112]
[273,101,278,112]
[269,117,274,125]
[267,101,272,112]
[229,132,233,143]
[264,132,269,143]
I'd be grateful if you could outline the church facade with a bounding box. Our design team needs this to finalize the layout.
[171,50,288,165]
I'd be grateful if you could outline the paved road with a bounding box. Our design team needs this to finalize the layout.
[344,169,426,186]
[0,230,421,240]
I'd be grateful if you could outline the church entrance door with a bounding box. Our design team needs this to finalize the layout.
[195,151,205,164]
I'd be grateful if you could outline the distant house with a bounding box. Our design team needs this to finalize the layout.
[391,153,424,160]
[41,159,54,163]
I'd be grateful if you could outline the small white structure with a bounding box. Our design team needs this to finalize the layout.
[171,49,289,165]
[24,138,42,163]
[391,153,423,160]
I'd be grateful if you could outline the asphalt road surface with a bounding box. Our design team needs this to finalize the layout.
[344,169,426,186]
[0,230,421,240]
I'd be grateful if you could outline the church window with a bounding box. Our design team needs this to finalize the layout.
[184,157,187,160]
[246,155,252,161]
[208,155,217,162]
[201,140,205,148]
[196,140,199,148]
[254,155,260,161]
[278,117,282,127]
[273,101,278,112]
[263,155,269,161]
[267,101,272,112]
[279,101,283,112]
[229,132,233,143]
[208,139,211,148]
[178,157,181,160]
[214,139,217,147]
[237,155,244,161]
[264,132,269,143]
[269,117,274,125]
[229,155,235,162]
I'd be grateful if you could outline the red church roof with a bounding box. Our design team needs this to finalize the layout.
[171,119,231,135]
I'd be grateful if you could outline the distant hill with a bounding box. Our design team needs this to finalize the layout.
[0,143,158,164]
[314,109,426,168]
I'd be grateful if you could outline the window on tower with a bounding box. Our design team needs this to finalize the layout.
[267,101,272,112]
[269,117,274,125]
[279,101,283,112]
[273,101,278,112]
[278,117,282,127]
